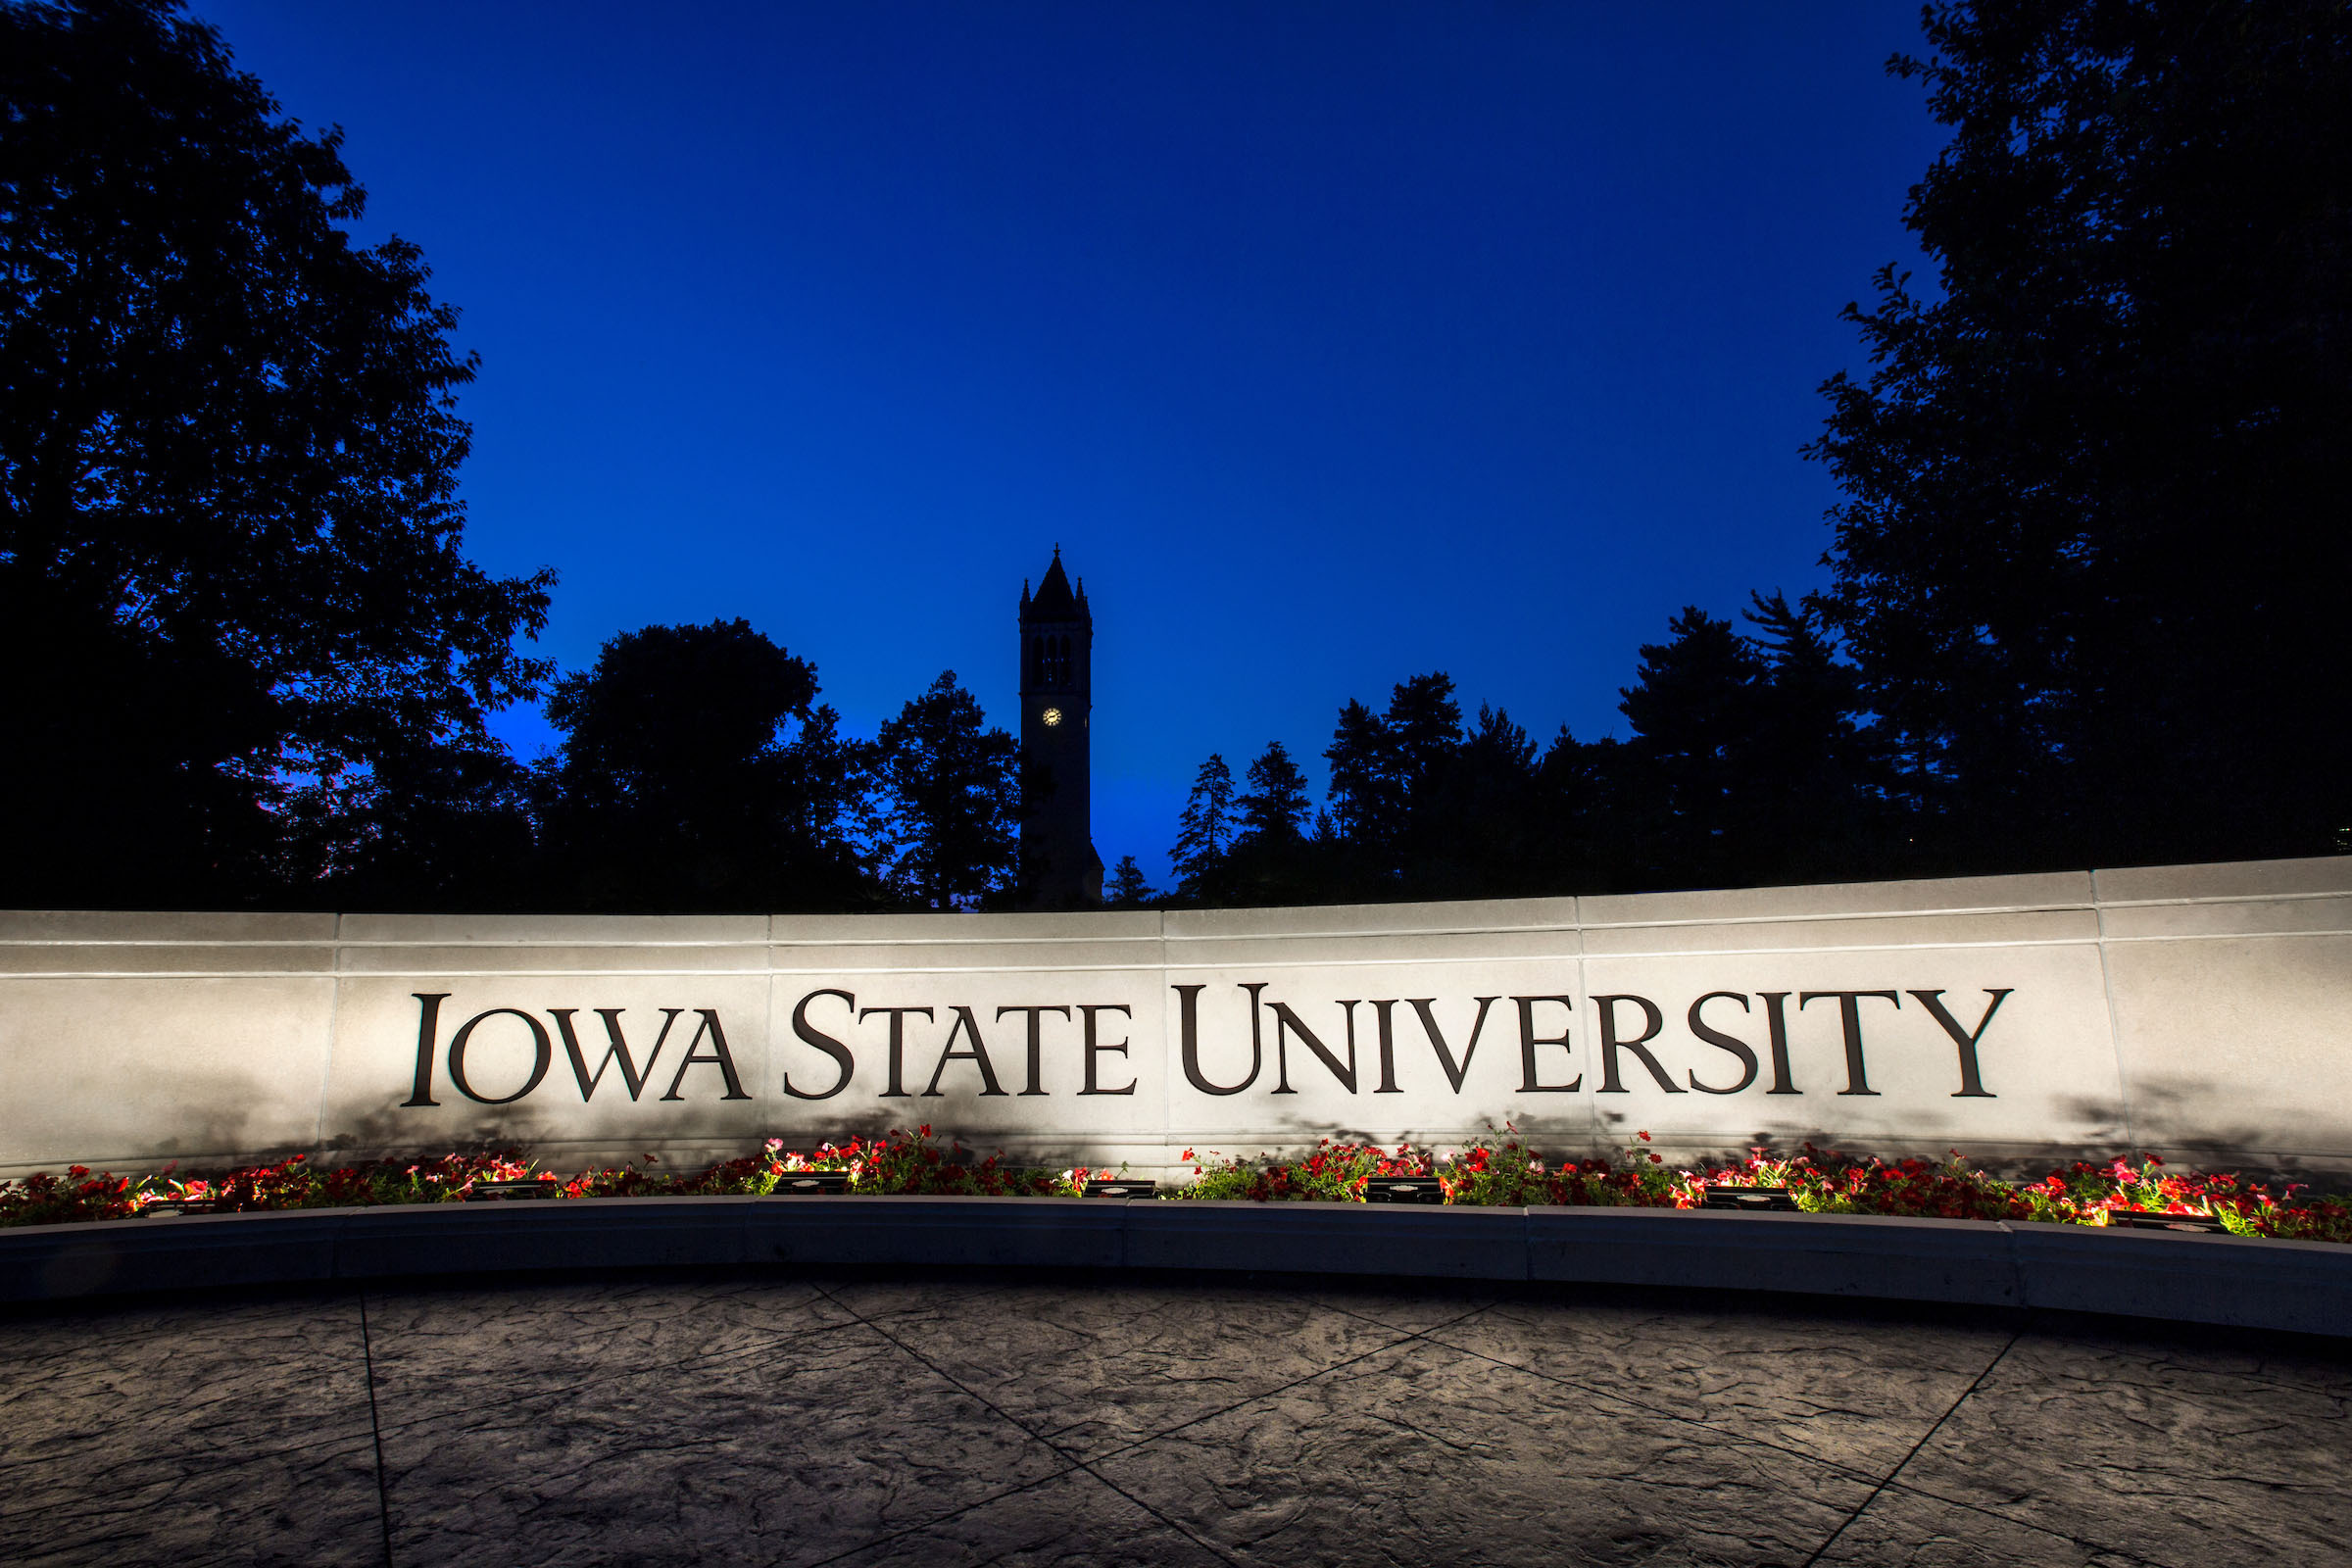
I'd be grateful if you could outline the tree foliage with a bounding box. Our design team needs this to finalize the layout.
[1808,0,2352,866]
[1104,854,1154,908]
[1162,602,1886,906]
[874,670,1019,909]
[1169,753,1236,902]
[535,619,879,912]
[0,0,555,906]
[1236,742,1312,847]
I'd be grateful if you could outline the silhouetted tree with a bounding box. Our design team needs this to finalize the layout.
[1323,699,1390,853]
[1235,742,1312,846]
[1738,589,1888,883]
[1612,609,1762,887]
[1104,855,1154,908]
[1169,753,1236,903]
[1319,673,1464,892]
[1530,726,1632,892]
[1411,704,1544,898]
[874,670,1018,909]
[0,0,555,906]
[1809,0,2352,869]
[776,704,888,865]
[537,619,879,911]
[283,739,541,911]
[1217,740,1330,905]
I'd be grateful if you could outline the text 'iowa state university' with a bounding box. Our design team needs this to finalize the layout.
[395,984,2011,1107]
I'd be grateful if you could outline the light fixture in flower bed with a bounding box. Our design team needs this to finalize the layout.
[2103,1210,2232,1234]
[140,1197,220,1217]
[769,1171,851,1196]
[1701,1185,1799,1212]
[1363,1177,1446,1204]
[1083,1178,1155,1199]
[465,1178,557,1202]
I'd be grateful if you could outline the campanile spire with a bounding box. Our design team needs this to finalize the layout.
[1017,549,1101,908]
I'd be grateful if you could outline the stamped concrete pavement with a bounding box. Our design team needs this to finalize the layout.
[1,1270,2344,1567]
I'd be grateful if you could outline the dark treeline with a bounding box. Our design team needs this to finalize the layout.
[1160,593,1892,906]
[3,0,2345,914]
[321,620,1020,914]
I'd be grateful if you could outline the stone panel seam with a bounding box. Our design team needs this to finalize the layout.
[2093,889,2352,908]
[780,953,1589,976]
[1574,901,2093,931]
[2095,928,2352,941]
[315,913,345,1152]
[2090,891,2137,1152]
[1575,935,2106,958]
[1573,894,1603,1146]
[0,963,766,973]
[770,935,1168,950]
[761,912,777,1148]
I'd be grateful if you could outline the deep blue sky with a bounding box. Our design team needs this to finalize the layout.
[194,0,1947,888]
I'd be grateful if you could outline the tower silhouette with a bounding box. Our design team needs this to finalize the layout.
[1018,548,1102,908]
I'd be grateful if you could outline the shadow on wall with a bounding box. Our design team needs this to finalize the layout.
[2129,1076,2352,1183]
[0,1065,317,1179]
[318,1090,991,1173]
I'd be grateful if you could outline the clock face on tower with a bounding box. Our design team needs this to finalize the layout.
[1041,707,1063,726]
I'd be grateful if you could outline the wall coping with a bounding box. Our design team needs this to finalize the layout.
[3,852,2344,945]
[3,1200,2343,1340]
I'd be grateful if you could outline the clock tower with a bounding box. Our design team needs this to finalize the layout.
[1018,548,1102,908]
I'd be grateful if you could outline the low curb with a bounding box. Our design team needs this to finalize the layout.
[4,1199,2345,1337]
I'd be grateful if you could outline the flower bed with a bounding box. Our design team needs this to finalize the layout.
[4,1127,2347,1244]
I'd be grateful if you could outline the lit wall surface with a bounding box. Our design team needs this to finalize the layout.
[3,858,2344,1180]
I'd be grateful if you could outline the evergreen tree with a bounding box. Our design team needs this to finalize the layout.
[1319,673,1464,891]
[1383,673,1464,802]
[1739,590,1888,883]
[1531,726,1629,893]
[1412,704,1542,898]
[874,671,1018,909]
[1221,740,1325,906]
[1235,742,1312,846]
[1104,855,1154,908]
[1169,753,1237,902]
[1322,698,1391,880]
[1616,609,1763,888]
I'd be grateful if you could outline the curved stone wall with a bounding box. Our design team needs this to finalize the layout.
[2,857,2346,1180]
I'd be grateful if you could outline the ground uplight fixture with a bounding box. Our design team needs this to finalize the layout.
[1701,1185,1800,1212]
[1363,1177,1446,1204]
[465,1178,557,1201]
[771,1172,851,1195]
[1083,1179,1155,1198]
[2102,1211,2233,1234]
